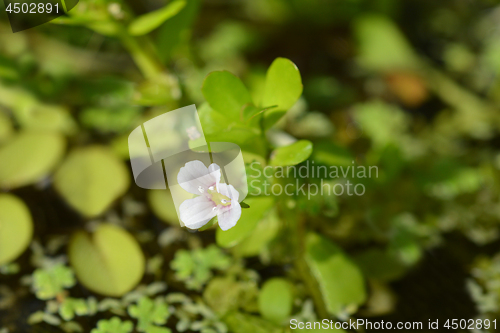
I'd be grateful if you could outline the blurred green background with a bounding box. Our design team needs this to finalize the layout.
[1,0,500,332]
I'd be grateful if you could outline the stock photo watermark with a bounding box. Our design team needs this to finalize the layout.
[248,160,378,198]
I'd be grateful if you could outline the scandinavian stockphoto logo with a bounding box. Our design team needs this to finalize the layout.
[128,105,248,231]
[2,0,78,33]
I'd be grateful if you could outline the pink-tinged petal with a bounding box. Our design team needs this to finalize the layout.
[217,183,240,202]
[217,201,241,231]
[177,160,221,195]
[179,195,217,229]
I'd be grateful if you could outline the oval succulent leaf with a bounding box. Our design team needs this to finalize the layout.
[54,146,130,217]
[68,224,145,297]
[258,278,293,324]
[0,194,33,265]
[0,131,65,189]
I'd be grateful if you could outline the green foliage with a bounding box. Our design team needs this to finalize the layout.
[0,194,33,265]
[270,140,313,166]
[203,275,259,316]
[202,71,253,122]
[128,0,186,36]
[59,298,91,321]
[54,146,130,217]
[2,1,499,331]
[305,233,366,316]
[128,297,171,332]
[216,197,274,248]
[148,189,181,226]
[223,312,282,333]
[68,224,145,296]
[261,58,303,128]
[0,131,65,189]
[32,264,76,300]
[91,317,133,333]
[258,278,293,324]
[232,209,280,257]
[171,245,231,290]
[354,14,418,71]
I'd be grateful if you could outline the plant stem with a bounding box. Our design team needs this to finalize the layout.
[118,30,164,79]
[279,203,329,319]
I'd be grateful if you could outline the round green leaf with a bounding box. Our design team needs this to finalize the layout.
[270,140,313,166]
[258,278,293,325]
[148,189,178,226]
[0,131,65,189]
[0,194,33,265]
[0,111,13,143]
[54,146,130,217]
[128,0,187,36]
[69,224,145,297]
[232,209,280,257]
[261,58,303,111]
[305,233,366,316]
[202,71,253,121]
[216,197,274,248]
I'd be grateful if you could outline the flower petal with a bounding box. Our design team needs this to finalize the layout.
[177,160,221,195]
[179,195,216,229]
[217,183,240,202]
[217,201,241,231]
[217,183,242,231]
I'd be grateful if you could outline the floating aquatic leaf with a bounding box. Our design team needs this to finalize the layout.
[68,224,145,297]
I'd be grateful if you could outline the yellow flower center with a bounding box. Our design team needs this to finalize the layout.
[208,186,231,207]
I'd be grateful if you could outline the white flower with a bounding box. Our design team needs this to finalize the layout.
[177,160,241,231]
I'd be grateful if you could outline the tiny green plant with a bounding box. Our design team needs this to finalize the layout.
[171,245,231,291]
[91,317,133,333]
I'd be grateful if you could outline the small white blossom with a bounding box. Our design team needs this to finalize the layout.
[177,160,241,230]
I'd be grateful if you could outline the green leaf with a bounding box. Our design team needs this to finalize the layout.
[0,111,13,144]
[261,58,303,111]
[203,276,245,316]
[198,103,263,151]
[305,233,366,316]
[156,0,201,62]
[270,140,313,166]
[232,209,280,257]
[170,245,231,290]
[258,278,293,325]
[33,264,76,300]
[216,197,274,248]
[0,131,65,189]
[54,146,130,217]
[128,297,170,331]
[353,249,407,282]
[261,58,302,128]
[91,317,133,333]
[128,0,187,36]
[68,224,145,297]
[354,15,418,72]
[59,298,89,320]
[223,312,282,333]
[0,194,33,265]
[240,201,250,209]
[148,189,179,226]
[312,142,353,167]
[202,71,253,121]
[198,216,218,231]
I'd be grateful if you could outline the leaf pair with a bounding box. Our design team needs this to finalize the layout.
[202,58,303,130]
